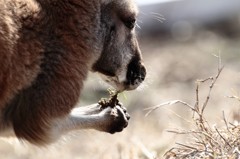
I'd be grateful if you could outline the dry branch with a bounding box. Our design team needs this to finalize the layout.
[145,55,240,158]
[162,57,240,158]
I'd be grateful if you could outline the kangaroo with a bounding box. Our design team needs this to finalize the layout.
[0,0,146,145]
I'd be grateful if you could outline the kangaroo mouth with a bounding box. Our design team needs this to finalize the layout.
[99,62,146,92]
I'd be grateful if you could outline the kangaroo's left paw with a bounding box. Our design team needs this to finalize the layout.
[100,104,130,134]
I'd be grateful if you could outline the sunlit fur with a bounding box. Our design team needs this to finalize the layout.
[0,0,145,145]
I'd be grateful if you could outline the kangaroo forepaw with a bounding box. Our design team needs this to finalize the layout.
[100,104,130,134]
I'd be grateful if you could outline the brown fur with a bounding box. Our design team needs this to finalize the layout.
[0,0,145,145]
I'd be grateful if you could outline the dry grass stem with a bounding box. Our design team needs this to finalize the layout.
[227,95,240,102]
[146,56,240,158]
[163,58,240,158]
[145,100,194,117]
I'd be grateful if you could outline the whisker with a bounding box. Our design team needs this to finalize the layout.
[152,17,165,23]
[136,23,141,29]
[150,12,165,20]
[136,19,142,29]
[153,16,166,21]
[151,14,166,21]
[139,11,166,23]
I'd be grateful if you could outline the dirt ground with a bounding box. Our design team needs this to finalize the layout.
[1,29,240,159]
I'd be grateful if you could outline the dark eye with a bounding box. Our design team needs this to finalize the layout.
[124,19,136,30]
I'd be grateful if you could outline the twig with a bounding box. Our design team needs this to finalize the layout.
[163,148,176,158]
[193,82,200,118]
[222,111,233,135]
[167,129,219,145]
[201,66,224,114]
[145,100,194,117]
[214,126,232,148]
[176,143,198,151]
[229,122,237,128]
[227,95,240,102]
[162,107,193,124]
[158,55,239,158]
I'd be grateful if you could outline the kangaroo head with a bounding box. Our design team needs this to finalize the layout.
[92,0,146,92]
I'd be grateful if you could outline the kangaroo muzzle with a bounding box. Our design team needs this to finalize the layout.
[124,57,146,91]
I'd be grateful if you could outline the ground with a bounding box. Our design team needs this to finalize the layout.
[1,29,240,159]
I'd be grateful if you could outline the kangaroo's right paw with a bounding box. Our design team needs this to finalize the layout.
[99,104,130,134]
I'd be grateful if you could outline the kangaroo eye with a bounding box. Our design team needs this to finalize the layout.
[124,19,136,30]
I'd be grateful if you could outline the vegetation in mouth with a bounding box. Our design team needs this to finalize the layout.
[98,89,120,109]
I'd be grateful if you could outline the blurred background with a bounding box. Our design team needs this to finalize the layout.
[1,0,240,158]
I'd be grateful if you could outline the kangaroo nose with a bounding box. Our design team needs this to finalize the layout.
[139,65,146,81]
[125,60,146,90]
[127,64,146,84]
